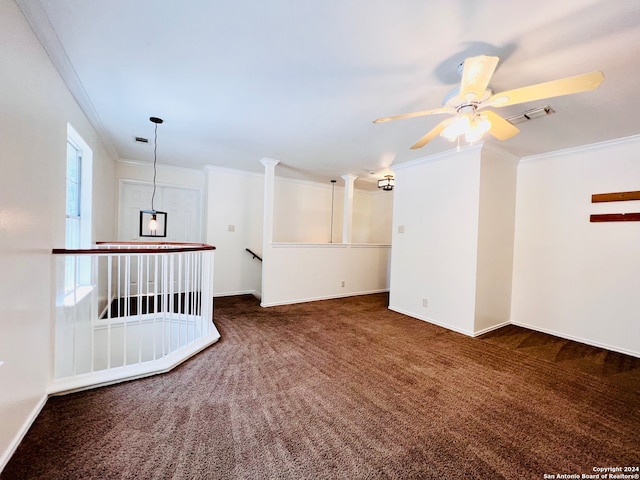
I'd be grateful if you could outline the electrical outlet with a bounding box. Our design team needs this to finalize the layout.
[398,225,405,233]
[228,225,235,232]
[341,280,345,287]
[422,298,428,308]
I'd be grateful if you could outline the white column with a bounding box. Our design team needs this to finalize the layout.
[341,174,357,244]
[260,158,280,247]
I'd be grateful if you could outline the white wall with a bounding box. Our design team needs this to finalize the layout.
[474,145,519,333]
[511,136,640,357]
[389,146,482,335]
[261,244,391,306]
[273,177,393,244]
[0,0,116,469]
[274,178,343,243]
[205,167,264,297]
[261,171,393,306]
[353,189,394,244]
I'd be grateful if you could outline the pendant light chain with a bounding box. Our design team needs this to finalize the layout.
[139,116,165,238]
[151,121,158,211]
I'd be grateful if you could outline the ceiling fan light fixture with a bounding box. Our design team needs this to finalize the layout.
[374,55,604,150]
[441,114,471,142]
[465,114,492,143]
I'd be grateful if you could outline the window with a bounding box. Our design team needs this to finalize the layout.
[66,140,82,250]
[65,124,93,293]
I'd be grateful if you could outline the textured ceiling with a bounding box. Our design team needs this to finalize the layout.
[18,0,640,188]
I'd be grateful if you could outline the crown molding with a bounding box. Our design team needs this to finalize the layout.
[521,134,640,163]
[118,158,205,177]
[203,164,264,178]
[393,143,483,171]
[16,0,118,160]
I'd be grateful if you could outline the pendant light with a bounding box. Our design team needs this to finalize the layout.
[139,116,167,237]
[377,175,394,191]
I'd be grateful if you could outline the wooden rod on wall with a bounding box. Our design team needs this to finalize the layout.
[592,191,640,203]
[590,213,640,222]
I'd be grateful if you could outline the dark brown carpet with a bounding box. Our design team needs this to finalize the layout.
[480,324,640,390]
[3,293,639,479]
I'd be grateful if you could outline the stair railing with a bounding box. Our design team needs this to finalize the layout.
[245,247,262,262]
[51,242,218,393]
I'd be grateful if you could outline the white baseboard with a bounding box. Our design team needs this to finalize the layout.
[511,320,640,359]
[387,305,475,337]
[214,290,257,298]
[472,321,511,337]
[0,394,48,473]
[261,289,389,308]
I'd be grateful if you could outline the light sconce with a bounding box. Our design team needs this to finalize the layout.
[378,175,395,191]
[139,116,167,237]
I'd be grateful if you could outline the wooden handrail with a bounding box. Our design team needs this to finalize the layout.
[50,240,218,392]
[245,248,262,262]
[53,242,216,255]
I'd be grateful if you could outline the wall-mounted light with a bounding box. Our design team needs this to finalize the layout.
[140,116,167,237]
[378,175,395,191]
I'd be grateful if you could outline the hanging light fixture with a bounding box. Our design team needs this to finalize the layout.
[139,116,167,237]
[377,175,395,191]
[440,105,492,145]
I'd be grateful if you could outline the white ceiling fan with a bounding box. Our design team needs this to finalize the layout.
[374,55,605,149]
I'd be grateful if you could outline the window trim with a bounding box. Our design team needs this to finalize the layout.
[65,124,93,293]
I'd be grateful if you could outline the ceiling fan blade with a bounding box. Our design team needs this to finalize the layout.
[482,110,520,141]
[460,55,499,102]
[410,119,450,149]
[485,71,604,108]
[373,107,452,124]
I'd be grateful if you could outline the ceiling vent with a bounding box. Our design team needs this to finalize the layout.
[506,105,555,125]
[135,136,149,143]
